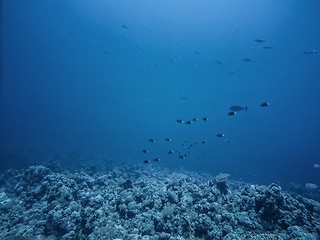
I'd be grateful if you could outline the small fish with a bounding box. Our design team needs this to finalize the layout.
[149,138,156,143]
[121,24,128,29]
[153,158,160,162]
[194,51,201,55]
[306,183,318,190]
[255,38,266,43]
[185,121,193,124]
[243,58,252,62]
[168,150,174,154]
[225,139,230,143]
[230,106,248,112]
[217,133,224,137]
[177,119,184,123]
[165,138,172,142]
[304,50,317,55]
[215,61,225,65]
[313,164,320,169]
[202,117,209,121]
[202,140,207,144]
[179,155,186,159]
[142,149,148,154]
[143,160,150,164]
[228,111,237,116]
[263,46,274,49]
[180,97,189,100]
[260,102,269,107]
[192,118,199,122]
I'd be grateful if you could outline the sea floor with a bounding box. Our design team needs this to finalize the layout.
[0,164,319,240]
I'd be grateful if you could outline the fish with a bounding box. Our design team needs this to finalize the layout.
[194,51,201,55]
[228,111,237,116]
[304,50,317,54]
[179,155,186,159]
[149,138,156,143]
[260,102,269,107]
[202,117,209,121]
[202,140,207,144]
[217,133,224,137]
[185,121,193,124]
[306,183,318,190]
[230,106,248,112]
[225,139,230,143]
[243,58,252,62]
[121,24,128,29]
[143,160,150,164]
[165,138,172,142]
[180,97,189,100]
[153,158,160,162]
[254,38,266,43]
[313,164,320,169]
[142,149,148,154]
[168,150,174,154]
[215,61,225,65]
[192,118,199,122]
[177,119,184,123]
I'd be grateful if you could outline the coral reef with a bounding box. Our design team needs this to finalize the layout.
[0,165,319,239]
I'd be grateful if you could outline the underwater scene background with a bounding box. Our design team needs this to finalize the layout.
[1,1,320,239]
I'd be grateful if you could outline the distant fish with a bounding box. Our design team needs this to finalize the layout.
[215,61,225,65]
[153,158,160,162]
[255,38,266,43]
[263,46,275,50]
[202,117,209,121]
[180,97,189,100]
[306,183,318,190]
[304,50,317,55]
[194,51,201,55]
[230,106,248,112]
[179,155,187,159]
[121,24,128,29]
[225,139,230,143]
[185,121,193,124]
[243,58,252,62]
[143,160,150,164]
[192,118,199,122]
[260,102,270,107]
[228,111,237,116]
[202,140,207,144]
[177,119,184,123]
[313,164,320,169]
[165,138,172,142]
[142,149,148,154]
[168,150,174,154]
[149,138,156,143]
[216,133,224,137]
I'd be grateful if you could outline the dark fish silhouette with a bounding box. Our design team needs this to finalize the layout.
[143,160,150,164]
[177,119,184,123]
[230,106,248,112]
[185,121,192,124]
[165,138,172,142]
[121,24,128,29]
[168,150,174,154]
[304,50,317,54]
[228,111,237,116]
[149,138,156,143]
[179,155,186,159]
[202,117,209,121]
[153,158,160,162]
[215,61,225,65]
[255,38,266,43]
[243,58,252,62]
[202,140,207,144]
[142,149,148,154]
[217,133,224,137]
[192,118,199,121]
[260,102,270,107]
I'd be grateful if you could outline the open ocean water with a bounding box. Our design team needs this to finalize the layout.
[1,1,320,239]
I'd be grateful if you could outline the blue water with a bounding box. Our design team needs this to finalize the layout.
[1,0,320,185]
